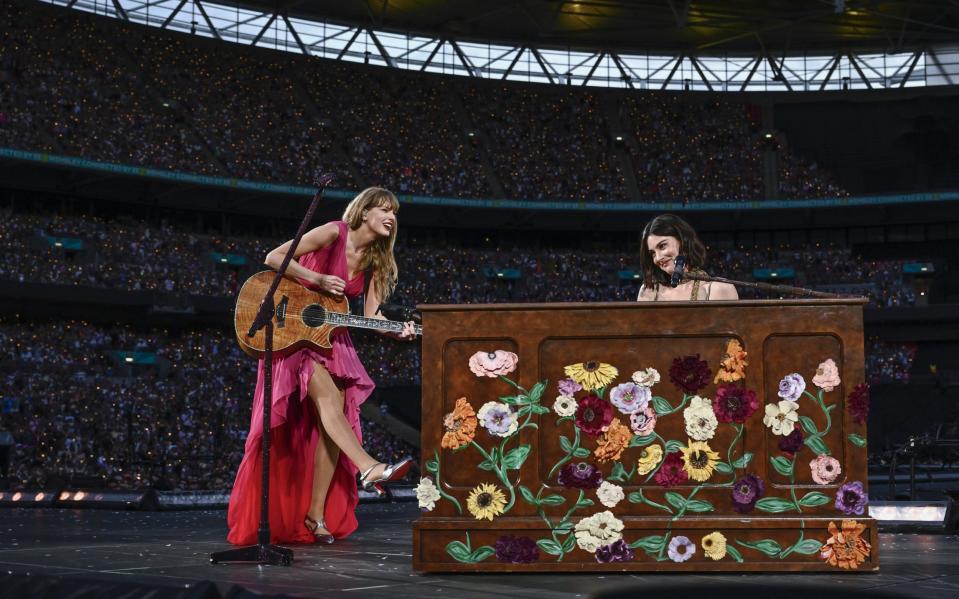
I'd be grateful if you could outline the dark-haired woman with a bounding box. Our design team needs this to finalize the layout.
[636,214,738,301]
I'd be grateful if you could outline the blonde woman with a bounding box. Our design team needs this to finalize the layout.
[227,187,416,546]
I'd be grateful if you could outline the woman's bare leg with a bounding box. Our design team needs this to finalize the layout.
[306,363,385,496]
[305,425,339,533]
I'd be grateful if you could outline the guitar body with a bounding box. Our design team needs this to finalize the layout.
[234,271,351,358]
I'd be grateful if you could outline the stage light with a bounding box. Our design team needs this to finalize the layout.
[54,489,158,510]
[125,356,134,363]
[0,490,60,507]
[615,135,623,141]
[764,133,773,139]
[467,132,475,137]
[871,500,951,530]
[12,492,21,502]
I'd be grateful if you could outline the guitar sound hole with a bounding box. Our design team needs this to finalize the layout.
[302,304,327,327]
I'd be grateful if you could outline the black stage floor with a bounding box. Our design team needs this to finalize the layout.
[1,503,958,598]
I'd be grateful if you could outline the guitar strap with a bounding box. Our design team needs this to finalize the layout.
[358,265,373,316]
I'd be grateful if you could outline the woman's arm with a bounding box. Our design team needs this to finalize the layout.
[636,283,655,302]
[264,222,345,295]
[709,282,739,300]
[364,274,416,340]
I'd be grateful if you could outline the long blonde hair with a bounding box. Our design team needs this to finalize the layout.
[341,187,400,300]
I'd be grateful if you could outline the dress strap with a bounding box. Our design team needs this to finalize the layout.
[690,279,701,301]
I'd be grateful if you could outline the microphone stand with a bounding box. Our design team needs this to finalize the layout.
[669,255,843,299]
[211,173,335,566]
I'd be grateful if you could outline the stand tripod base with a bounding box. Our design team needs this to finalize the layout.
[210,543,294,566]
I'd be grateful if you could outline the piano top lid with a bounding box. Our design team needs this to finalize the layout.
[417,298,870,312]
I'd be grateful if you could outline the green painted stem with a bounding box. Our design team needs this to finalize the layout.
[432,449,462,514]
[726,422,744,483]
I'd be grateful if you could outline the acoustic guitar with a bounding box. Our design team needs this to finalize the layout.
[234,270,422,358]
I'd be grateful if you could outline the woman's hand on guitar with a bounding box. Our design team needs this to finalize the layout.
[316,274,346,296]
[398,321,417,341]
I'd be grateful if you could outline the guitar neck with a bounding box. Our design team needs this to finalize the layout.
[323,311,423,336]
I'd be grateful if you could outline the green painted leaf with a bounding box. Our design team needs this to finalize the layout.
[559,435,573,453]
[556,416,574,425]
[609,462,627,482]
[539,494,566,506]
[792,539,823,555]
[799,415,819,435]
[531,404,551,415]
[726,544,744,563]
[664,491,687,511]
[576,497,595,509]
[798,491,830,508]
[446,540,472,562]
[537,539,563,556]
[528,381,547,404]
[503,446,531,470]
[627,491,644,504]
[664,440,684,454]
[736,539,783,558]
[519,485,538,506]
[470,547,495,562]
[848,433,867,448]
[732,452,753,469]
[629,434,656,448]
[684,499,714,513]
[477,460,495,471]
[425,459,439,474]
[805,435,831,456]
[500,395,524,406]
[652,397,674,416]
[715,462,734,474]
[755,497,797,513]
[770,455,794,477]
[561,534,577,553]
[629,535,665,552]
[573,447,591,458]
[595,387,606,400]
[516,406,531,418]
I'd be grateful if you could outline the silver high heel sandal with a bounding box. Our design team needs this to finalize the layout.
[359,457,415,496]
[304,515,335,544]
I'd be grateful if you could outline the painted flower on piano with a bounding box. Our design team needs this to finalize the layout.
[610,382,650,415]
[593,418,633,463]
[629,405,657,436]
[415,478,441,511]
[477,401,518,438]
[573,510,624,553]
[820,520,871,569]
[713,383,760,424]
[668,354,712,395]
[714,338,748,384]
[575,393,613,437]
[763,399,800,436]
[468,350,519,378]
[812,358,841,392]
[810,454,842,485]
[636,444,663,475]
[564,361,618,391]
[681,440,721,482]
[777,373,806,402]
[466,482,507,521]
[631,367,661,387]
[701,531,728,561]
[683,395,718,441]
[834,480,868,515]
[847,383,870,425]
[441,397,477,450]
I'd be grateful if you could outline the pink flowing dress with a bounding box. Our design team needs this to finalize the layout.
[227,221,374,544]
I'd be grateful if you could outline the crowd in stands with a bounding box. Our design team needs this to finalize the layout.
[1,206,924,308]
[0,0,846,203]
[0,319,418,491]
[865,336,917,385]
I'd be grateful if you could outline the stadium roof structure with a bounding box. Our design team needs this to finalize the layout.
[237,0,959,54]
[44,0,959,90]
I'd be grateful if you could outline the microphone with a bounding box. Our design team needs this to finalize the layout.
[669,255,686,287]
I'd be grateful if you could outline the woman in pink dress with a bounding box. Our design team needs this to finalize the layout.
[227,187,416,546]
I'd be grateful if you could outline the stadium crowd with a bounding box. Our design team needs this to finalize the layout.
[0,0,846,203]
